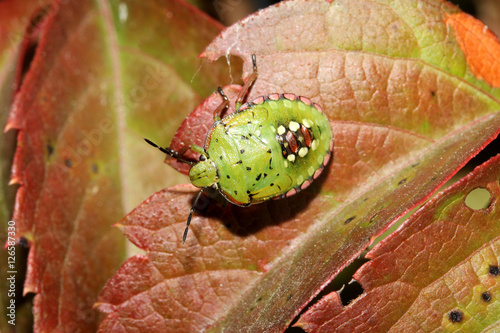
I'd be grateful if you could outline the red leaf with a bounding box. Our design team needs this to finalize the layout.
[97,0,500,331]
[296,154,500,332]
[4,0,230,331]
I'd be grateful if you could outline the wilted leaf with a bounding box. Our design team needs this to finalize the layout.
[96,0,500,331]
[296,153,500,332]
[5,0,233,331]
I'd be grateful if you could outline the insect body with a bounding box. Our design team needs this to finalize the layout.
[146,55,333,243]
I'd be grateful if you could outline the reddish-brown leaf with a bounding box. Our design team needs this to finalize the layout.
[446,12,500,88]
[4,0,231,331]
[296,154,500,332]
[97,0,500,331]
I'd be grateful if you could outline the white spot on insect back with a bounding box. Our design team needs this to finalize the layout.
[298,147,308,157]
[288,154,296,162]
[289,121,300,132]
[308,166,315,177]
[277,125,286,135]
[297,175,304,185]
[283,99,292,108]
[270,126,276,133]
[119,3,128,23]
[311,139,319,151]
[302,118,313,128]
[269,101,278,109]
[284,160,289,168]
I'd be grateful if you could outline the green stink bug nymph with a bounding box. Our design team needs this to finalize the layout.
[146,55,333,243]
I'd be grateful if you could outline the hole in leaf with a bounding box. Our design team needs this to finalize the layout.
[465,188,492,210]
[19,237,29,247]
[448,309,463,323]
[339,280,364,306]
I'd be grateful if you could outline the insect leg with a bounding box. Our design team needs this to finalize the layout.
[235,54,258,111]
[183,189,204,243]
[144,138,198,165]
[213,87,230,122]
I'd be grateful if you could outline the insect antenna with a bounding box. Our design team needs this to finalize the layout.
[183,189,204,243]
[144,138,195,166]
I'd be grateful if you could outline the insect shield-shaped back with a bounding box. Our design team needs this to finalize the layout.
[145,55,333,243]
[211,93,333,206]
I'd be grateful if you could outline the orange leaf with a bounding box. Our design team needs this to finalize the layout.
[445,12,500,87]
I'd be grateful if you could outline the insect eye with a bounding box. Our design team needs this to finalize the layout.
[200,155,207,161]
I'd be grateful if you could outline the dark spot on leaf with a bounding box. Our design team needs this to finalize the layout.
[241,135,249,140]
[227,175,230,179]
[267,149,271,153]
[215,138,218,142]
[65,158,72,167]
[47,144,54,157]
[339,280,364,306]
[270,183,274,186]
[236,160,243,164]
[92,163,98,174]
[263,173,268,178]
[240,149,245,154]
[256,174,262,181]
[489,265,499,276]
[257,297,262,302]
[234,190,238,195]
[247,190,250,194]
[398,178,407,185]
[430,90,436,97]
[287,294,293,301]
[368,213,378,224]
[411,162,420,168]
[448,310,463,323]
[482,291,491,302]
[344,216,356,224]
[247,167,251,171]
[248,121,252,124]
[220,156,223,160]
